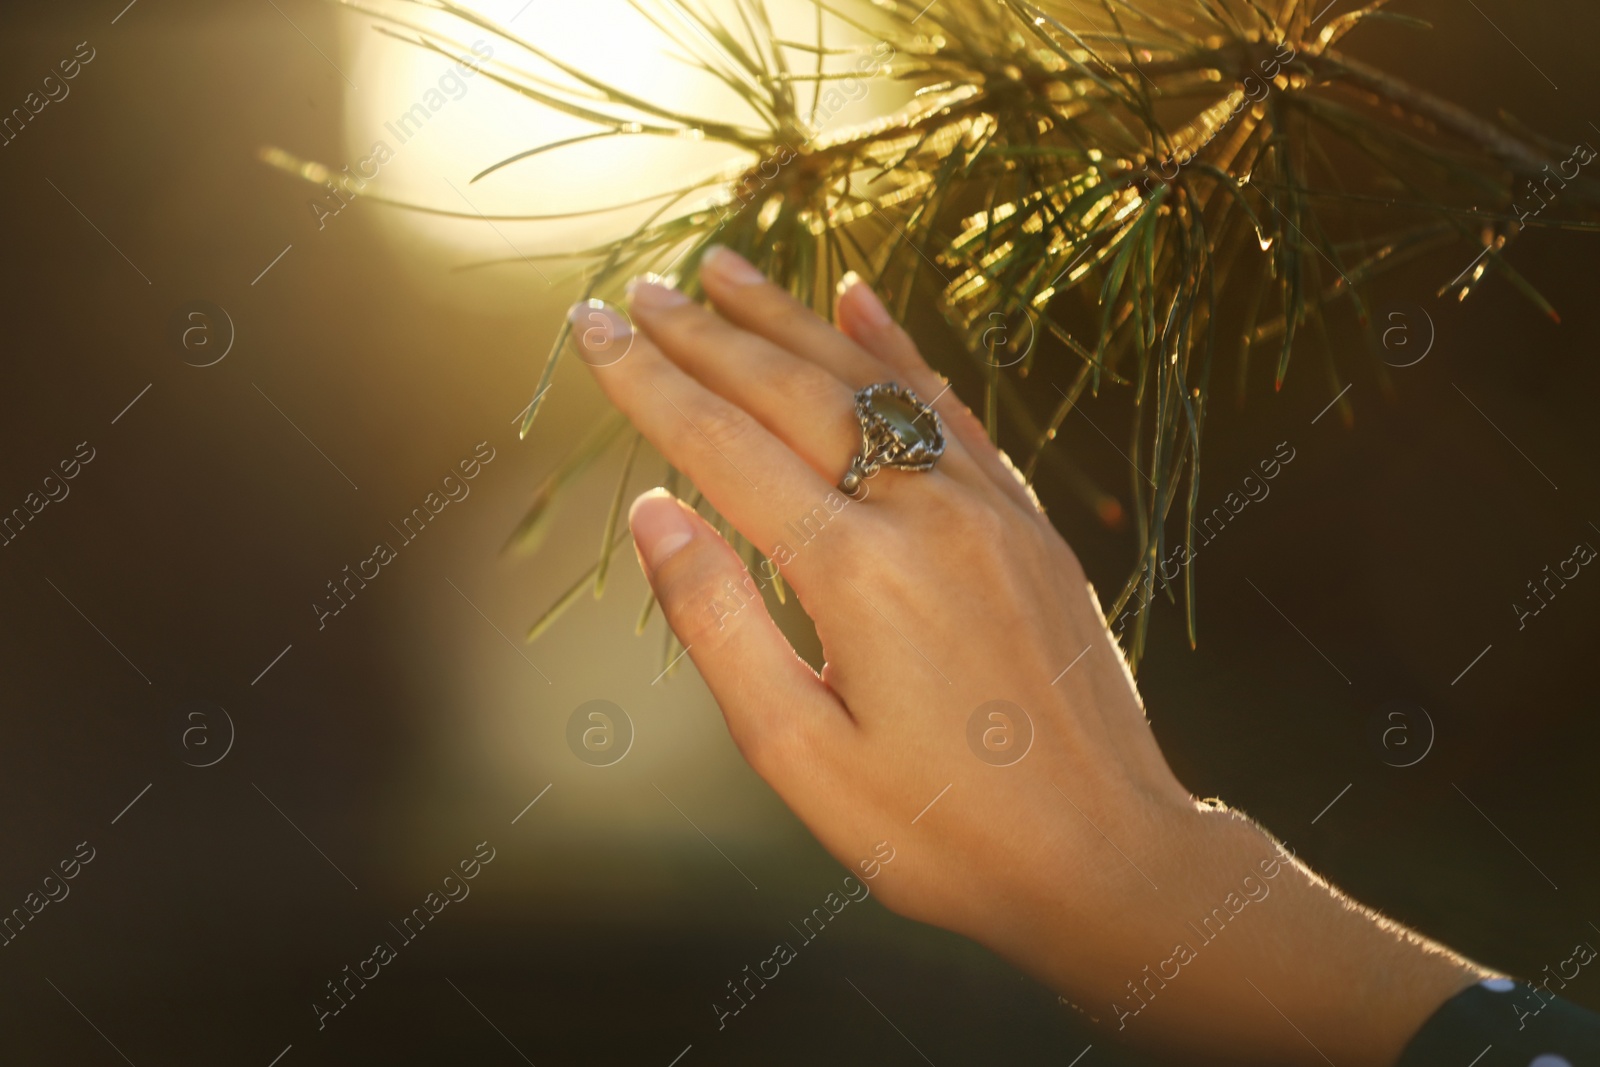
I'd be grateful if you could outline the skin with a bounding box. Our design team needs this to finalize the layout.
[569,244,1490,1065]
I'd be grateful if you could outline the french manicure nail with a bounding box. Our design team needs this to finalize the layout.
[702,244,768,285]
[567,299,633,365]
[838,271,891,329]
[629,488,695,572]
[626,274,690,310]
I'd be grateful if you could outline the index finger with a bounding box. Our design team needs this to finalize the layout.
[570,299,850,586]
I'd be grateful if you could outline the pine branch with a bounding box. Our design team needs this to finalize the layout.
[274,0,1600,669]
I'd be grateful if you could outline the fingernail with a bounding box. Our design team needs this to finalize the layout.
[701,244,767,285]
[626,274,690,311]
[838,271,891,329]
[629,488,695,572]
[567,299,633,364]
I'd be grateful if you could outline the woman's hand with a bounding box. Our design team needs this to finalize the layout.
[571,246,1485,1065]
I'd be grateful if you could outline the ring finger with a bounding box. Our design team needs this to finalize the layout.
[627,266,990,501]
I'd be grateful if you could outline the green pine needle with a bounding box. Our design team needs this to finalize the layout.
[285,0,1600,668]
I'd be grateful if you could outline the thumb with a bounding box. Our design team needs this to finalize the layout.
[628,488,849,772]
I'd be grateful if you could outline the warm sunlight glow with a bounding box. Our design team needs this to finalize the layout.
[338,0,767,268]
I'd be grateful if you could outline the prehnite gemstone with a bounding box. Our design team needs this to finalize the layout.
[870,389,932,448]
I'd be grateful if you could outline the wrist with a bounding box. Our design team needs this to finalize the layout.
[1013,801,1483,1065]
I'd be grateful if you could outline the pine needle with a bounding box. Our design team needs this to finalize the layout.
[300,0,1600,665]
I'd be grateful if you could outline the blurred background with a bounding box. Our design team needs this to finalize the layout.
[0,0,1597,1063]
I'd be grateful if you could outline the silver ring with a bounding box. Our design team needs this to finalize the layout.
[837,382,946,498]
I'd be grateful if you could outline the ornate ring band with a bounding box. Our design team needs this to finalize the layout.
[837,382,946,498]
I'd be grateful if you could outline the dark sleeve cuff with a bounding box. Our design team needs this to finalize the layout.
[1398,978,1600,1066]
